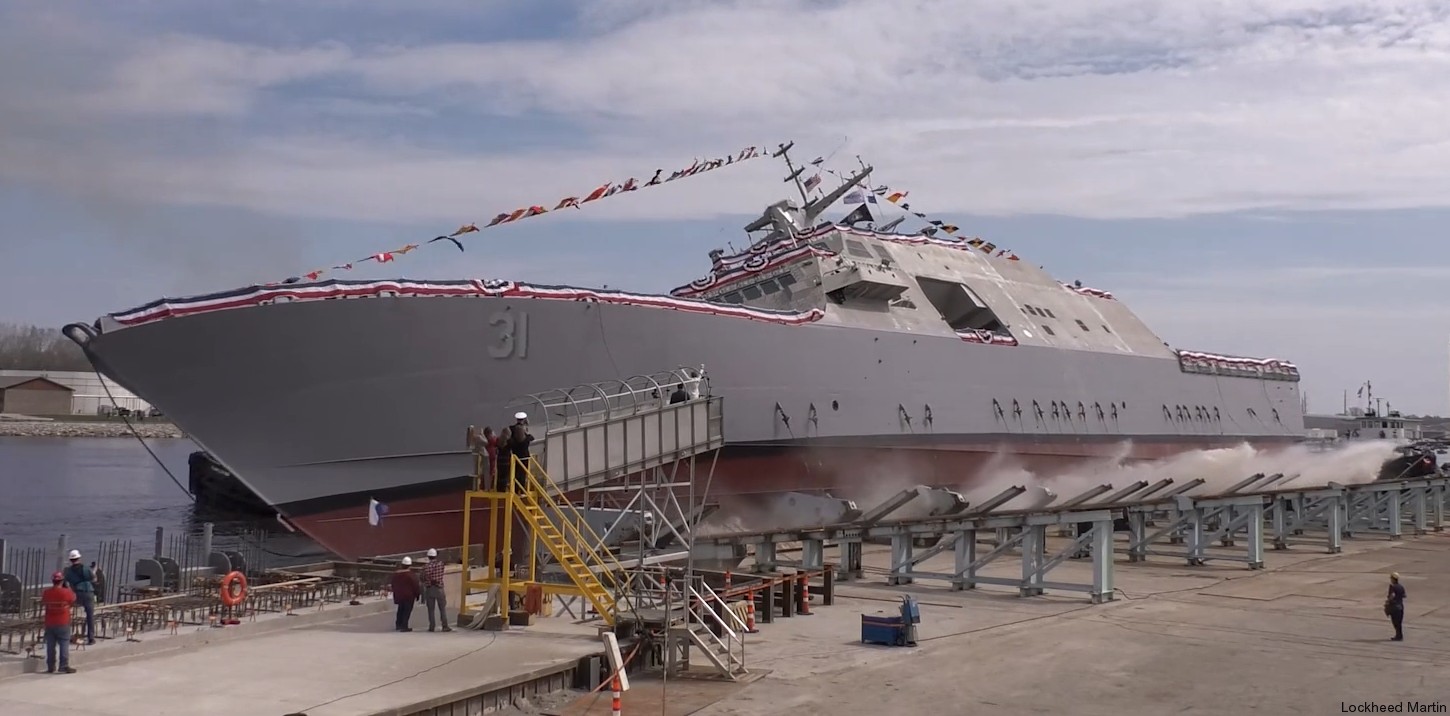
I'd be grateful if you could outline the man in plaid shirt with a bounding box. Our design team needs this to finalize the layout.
[422,548,452,632]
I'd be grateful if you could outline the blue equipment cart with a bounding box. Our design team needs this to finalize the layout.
[860,595,920,647]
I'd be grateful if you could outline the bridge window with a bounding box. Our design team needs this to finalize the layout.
[1042,324,1057,336]
[721,293,743,304]
[741,285,763,300]
[1101,324,1113,334]
[843,238,874,259]
[778,273,798,288]
[1042,307,1058,319]
[760,279,781,295]
[1075,319,1090,332]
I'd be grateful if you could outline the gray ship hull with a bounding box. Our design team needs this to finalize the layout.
[75,281,1304,558]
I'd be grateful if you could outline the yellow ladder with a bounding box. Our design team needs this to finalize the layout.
[510,455,628,625]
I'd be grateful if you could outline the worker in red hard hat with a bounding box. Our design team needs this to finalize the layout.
[41,571,77,674]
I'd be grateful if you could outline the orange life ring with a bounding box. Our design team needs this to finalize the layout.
[220,571,248,607]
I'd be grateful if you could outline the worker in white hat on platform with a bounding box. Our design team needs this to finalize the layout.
[62,549,97,644]
[507,412,535,492]
[422,548,452,632]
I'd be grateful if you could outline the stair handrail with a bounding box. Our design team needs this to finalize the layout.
[685,581,745,672]
[515,486,622,623]
[514,456,629,601]
[696,579,749,634]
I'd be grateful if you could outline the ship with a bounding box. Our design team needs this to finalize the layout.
[63,147,1307,560]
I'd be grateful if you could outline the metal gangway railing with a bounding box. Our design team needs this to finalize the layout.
[462,366,727,626]
[499,366,724,494]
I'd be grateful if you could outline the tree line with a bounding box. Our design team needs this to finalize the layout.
[0,323,92,371]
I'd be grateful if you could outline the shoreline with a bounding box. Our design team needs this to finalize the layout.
[0,420,185,439]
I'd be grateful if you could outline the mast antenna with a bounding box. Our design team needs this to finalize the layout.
[774,142,811,208]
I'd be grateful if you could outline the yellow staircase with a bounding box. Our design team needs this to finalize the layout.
[512,456,627,624]
[461,450,628,626]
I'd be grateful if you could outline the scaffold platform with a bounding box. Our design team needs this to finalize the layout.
[459,368,749,680]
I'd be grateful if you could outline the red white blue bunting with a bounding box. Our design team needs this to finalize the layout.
[107,279,827,329]
[672,223,1118,302]
[956,329,1020,346]
[1061,283,1115,300]
[276,144,770,286]
[1177,349,1299,375]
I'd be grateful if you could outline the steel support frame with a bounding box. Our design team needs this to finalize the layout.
[1125,495,1265,568]
[708,476,1450,605]
[1268,487,1346,553]
[730,510,1119,603]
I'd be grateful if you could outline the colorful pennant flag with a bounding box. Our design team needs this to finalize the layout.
[858,182,1020,260]
[275,143,770,285]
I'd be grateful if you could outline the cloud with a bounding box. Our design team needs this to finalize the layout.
[1103,261,1450,416]
[7,0,1450,224]
[3,0,1450,413]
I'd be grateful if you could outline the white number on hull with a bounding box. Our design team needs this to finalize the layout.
[487,311,529,359]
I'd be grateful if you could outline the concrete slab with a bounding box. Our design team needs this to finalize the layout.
[689,533,1450,715]
[550,676,755,716]
[0,608,603,716]
[0,596,392,678]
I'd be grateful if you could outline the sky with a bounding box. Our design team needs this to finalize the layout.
[2,0,1449,415]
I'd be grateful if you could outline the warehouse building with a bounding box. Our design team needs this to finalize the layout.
[0,376,75,416]
[0,370,151,415]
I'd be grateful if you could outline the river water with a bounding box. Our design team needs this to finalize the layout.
[0,436,324,560]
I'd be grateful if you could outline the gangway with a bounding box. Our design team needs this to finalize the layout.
[458,369,725,626]
[503,366,723,494]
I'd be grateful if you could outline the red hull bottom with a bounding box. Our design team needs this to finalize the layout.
[290,438,1297,560]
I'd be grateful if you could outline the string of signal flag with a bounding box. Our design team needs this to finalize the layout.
[272,143,769,285]
[816,164,1019,261]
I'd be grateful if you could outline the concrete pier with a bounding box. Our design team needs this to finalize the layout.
[680,530,1450,716]
[0,599,603,716]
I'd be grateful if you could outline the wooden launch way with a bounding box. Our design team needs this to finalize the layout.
[696,474,1450,604]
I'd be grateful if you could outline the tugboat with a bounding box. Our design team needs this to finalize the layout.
[1303,394,1444,480]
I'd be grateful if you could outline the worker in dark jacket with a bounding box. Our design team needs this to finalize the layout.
[508,412,534,491]
[391,557,422,632]
[63,550,96,645]
[1386,572,1407,641]
[669,385,689,404]
[495,430,512,491]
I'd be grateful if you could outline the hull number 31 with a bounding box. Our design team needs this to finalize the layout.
[488,311,529,359]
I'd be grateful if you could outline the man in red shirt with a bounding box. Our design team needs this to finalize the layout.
[41,571,77,674]
[390,557,422,632]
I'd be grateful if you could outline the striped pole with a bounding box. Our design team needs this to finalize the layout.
[745,594,758,633]
[611,673,622,715]
[798,573,812,615]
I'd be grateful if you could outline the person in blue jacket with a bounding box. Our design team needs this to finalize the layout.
[63,550,97,645]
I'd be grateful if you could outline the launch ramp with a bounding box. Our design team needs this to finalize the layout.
[503,367,723,493]
[696,475,1450,605]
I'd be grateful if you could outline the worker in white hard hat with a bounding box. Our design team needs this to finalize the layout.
[422,548,452,632]
[62,549,97,644]
[506,412,535,492]
[390,556,422,632]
